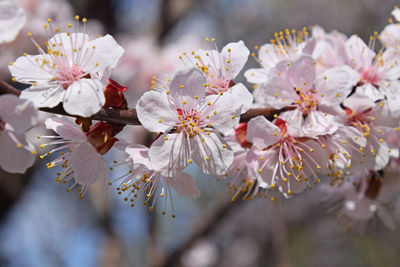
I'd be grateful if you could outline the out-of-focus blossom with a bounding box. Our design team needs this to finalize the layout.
[9,18,124,117]
[137,68,242,177]
[380,7,400,46]
[0,94,37,173]
[0,1,26,44]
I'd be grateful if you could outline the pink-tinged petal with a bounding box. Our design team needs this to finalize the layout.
[169,68,206,110]
[192,132,233,175]
[303,111,338,137]
[246,116,280,148]
[149,132,190,177]
[244,68,269,84]
[82,34,124,73]
[229,83,253,113]
[20,84,65,108]
[9,54,54,83]
[0,1,26,44]
[343,90,376,113]
[125,144,152,170]
[45,117,86,142]
[163,172,201,198]
[302,38,316,55]
[345,35,375,70]
[201,93,241,133]
[221,40,250,79]
[246,147,276,188]
[0,130,35,173]
[70,142,106,185]
[336,126,366,147]
[136,90,179,133]
[282,55,315,91]
[0,95,37,133]
[372,140,390,171]
[258,43,280,69]
[380,24,400,46]
[316,66,359,106]
[63,78,105,117]
[279,109,304,137]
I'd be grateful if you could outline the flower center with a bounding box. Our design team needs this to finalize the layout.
[295,90,319,114]
[360,67,380,85]
[56,65,84,89]
[176,109,202,138]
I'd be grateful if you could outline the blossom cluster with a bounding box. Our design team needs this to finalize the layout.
[2,3,400,227]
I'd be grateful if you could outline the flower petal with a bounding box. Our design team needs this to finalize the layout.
[169,68,206,110]
[136,90,179,133]
[149,132,190,177]
[246,116,281,148]
[82,34,124,73]
[316,66,359,106]
[303,110,339,137]
[20,84,65,108]
[70,142,106,185]
[221,40,250,79]
[9,54,54,83]
[229,83,253,113]
[0,94,37,133]
[192,132,233,175]
[244,68,269,84]
[345,35,375,70]
[0,1,26,44]
[45,117,86,142]
[163,172,201,198]
[63,78,105,117]
[0,130,35,173]
[125,144,152,170]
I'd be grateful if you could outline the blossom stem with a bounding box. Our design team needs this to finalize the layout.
[0,81,279,125]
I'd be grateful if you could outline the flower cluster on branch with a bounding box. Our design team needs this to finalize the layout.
[1,1,400,228]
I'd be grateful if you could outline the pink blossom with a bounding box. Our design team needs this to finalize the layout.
[137,67,242,177]
[9,18,124,117]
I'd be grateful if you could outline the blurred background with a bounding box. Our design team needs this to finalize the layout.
[1,0,400,266]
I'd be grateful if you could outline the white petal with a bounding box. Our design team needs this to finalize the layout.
[345,35,375,70]
[63,78,105,117]
[392,8,400,22]
[0,130,35,173]
[192,132,233,175]
[125,144,152,170]
[343,89,376,112]
[0,94,37,133]
[279,109,304,137]
[82,34,124,73]
[20,84,65,108]
[136,90,179,133]
[163,172,200,198]
[246,147,277,188]
[282,55,315,91]
[221,40,250,79]
[229,83,253,113]
[0,1,26,44]
[9,54,54,83]
[303,111,339,137]
[316,66,359,106]
[246,116,280,148]
[201,93,241,133]
[149,132,189,177]
[70,142,106,185]
[45,117,86,142]
[169,68,206,110]
[48,33,89,65]
[244,68,269,84]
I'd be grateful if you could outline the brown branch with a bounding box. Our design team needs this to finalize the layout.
[0,81,277,125]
